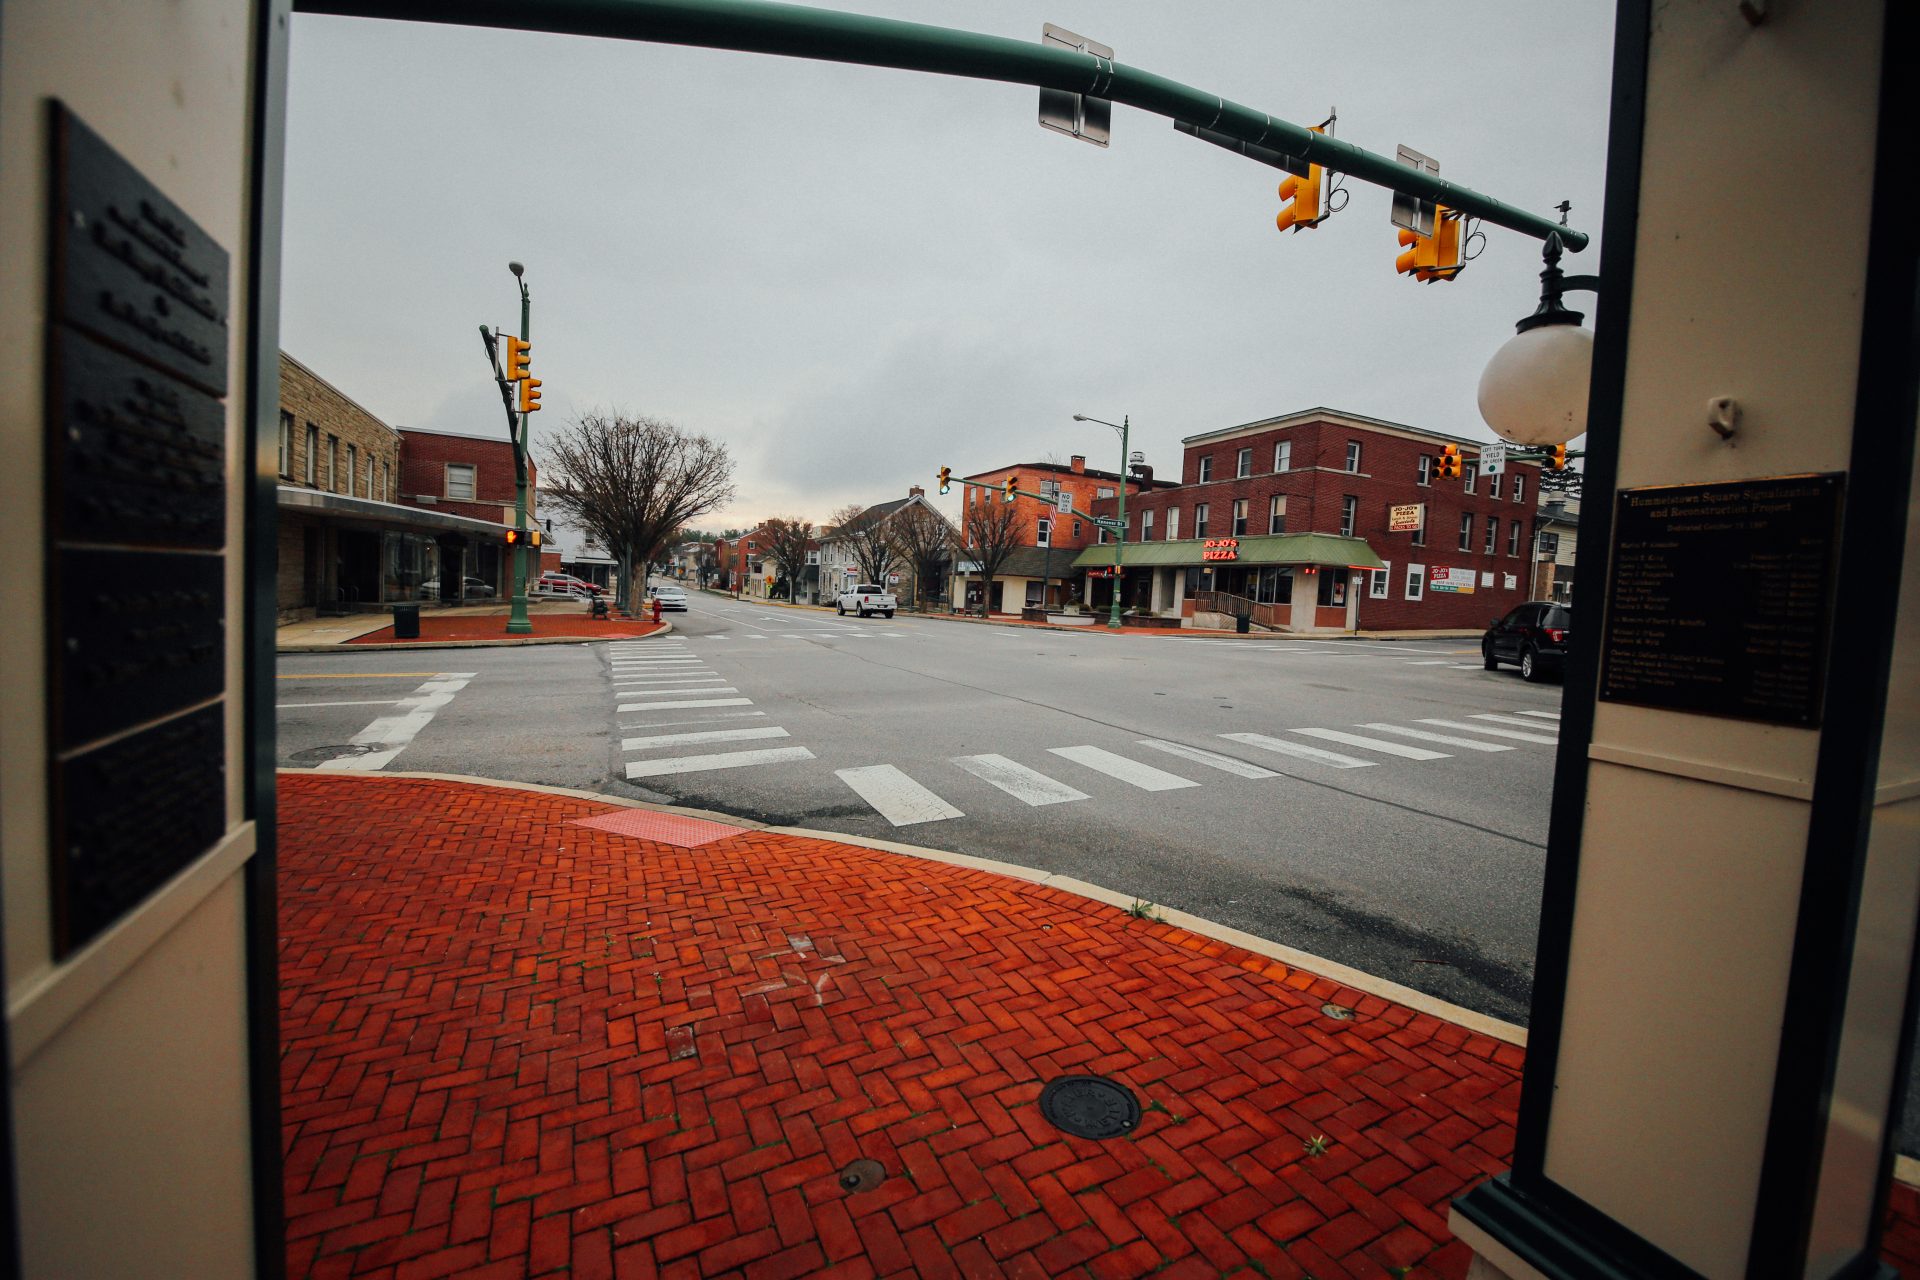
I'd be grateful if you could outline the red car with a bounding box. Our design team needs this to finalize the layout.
[534,571,604,597]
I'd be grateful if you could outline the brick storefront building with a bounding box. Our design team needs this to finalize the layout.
[397,427,535,527]
[1083,408,1540,631]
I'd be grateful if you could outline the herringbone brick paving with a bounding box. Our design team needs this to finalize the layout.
[278,774,1920,1279]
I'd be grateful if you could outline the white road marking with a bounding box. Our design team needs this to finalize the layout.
[952,754,1089,806]
[612,658,703,665]
[613,676,723,685]
[744,635,767,641]
[613,686,739,699]
[836,765,965,826]
[1472,713,1563,731]
[619,711,767,729]
[1047,745,1199,791]
[1415,718,1560,744]
[1134,740,1280,778]
[1451,664,1486,670]
[313,673,474,771]
[1220,733,1374,769]
[1356,723,1516,752]
[276,699,403,709]
[1516,710,1562,720]
[622,726,790,750]
[617,696,754,712]
[880,633,906,638]
[625,746,815,779]
[1406,660,1454,666]
[1290,728,1450,760]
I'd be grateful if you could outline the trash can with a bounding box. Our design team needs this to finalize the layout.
[1236,612,1252,634]
[392,605,420,639]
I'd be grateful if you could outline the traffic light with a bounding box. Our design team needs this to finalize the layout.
[938,466,951,495]
[1004,474,1017,502]
[1549,444,1568,470]
[518,376,542,414]
[504,335,531,381]
[505,528,525,548]
[1438,444,1462,479]
[1275,129,1327,233]
[1396,205,1463,282]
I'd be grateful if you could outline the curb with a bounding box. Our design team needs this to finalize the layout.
[277,621,675,654]
[278,766,1527,1048]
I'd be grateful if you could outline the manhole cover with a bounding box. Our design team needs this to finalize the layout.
[1321,1002,1355,1021]
[1039,1076,1140,1139]
[838,1158,885,1192]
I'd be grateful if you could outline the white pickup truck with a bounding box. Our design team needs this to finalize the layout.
[836,584,896,618]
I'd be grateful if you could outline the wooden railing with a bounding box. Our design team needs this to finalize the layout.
[1195,590,1289,630]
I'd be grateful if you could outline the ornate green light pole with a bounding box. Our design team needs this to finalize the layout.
[505,261,533,635]
[1073,413,1129,629]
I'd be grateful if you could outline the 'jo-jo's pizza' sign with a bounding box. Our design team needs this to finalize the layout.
[1202,538,1240,561]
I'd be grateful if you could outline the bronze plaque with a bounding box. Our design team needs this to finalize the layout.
[53,548,224,750]
[48,330,226,549]
[49,101,229,397]
[1600,474,1842,725]
[52,704,226,957]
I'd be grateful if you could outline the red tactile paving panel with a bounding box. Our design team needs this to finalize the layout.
[276,774,1920,1280]
[573,809,750,849]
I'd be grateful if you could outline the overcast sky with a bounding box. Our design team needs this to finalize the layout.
[281,1,1615,531]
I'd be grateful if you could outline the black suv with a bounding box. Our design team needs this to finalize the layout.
[1483,601,1572,681]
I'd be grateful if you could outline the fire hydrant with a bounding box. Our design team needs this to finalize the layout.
[651,597,662,624]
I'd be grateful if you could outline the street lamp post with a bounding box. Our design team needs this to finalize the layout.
[505,261,533,635]
[1073,413,1130,629]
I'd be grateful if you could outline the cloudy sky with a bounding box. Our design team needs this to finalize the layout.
[281,1,1615,531]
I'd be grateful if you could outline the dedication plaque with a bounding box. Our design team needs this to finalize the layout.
[1600,474,1842,725]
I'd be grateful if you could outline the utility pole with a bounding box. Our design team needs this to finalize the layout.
[1112,415,1129,630]
[506,263,533,634]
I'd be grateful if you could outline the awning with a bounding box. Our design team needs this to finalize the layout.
[278,486,512,539]
[1071,533,1386,571]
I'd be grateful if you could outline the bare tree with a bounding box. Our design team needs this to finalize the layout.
[889,504,956,610]
[830,502,899,586]
[959,496,1024,616]
[541,411,736,610]
[761,517,815,601]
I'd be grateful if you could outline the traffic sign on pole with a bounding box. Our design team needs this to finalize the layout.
[1055,491,1073,514]
[1481,441,1506,476]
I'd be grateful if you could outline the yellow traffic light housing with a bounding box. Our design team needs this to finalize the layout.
[938,466,951,495]
[1397,206,1464,282]
[1003,475,1018,502]
[504,335,531,381]
[518,377,543,414]
[1397,226,1437,279]
[1550,444,1568,470]
[1275,125,1327,233]
[1438,444,1462,479]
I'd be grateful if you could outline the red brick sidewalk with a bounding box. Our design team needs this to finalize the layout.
[278,775,1920,1279]
[347,616,666,644]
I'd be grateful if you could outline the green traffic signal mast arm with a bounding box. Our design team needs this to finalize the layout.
[297,0,1587,253]
[943,474,1105,523]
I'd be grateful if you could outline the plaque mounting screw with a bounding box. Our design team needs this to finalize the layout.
[1708,396,1740,441]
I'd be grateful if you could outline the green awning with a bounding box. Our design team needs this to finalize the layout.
[1071,533,1385,571]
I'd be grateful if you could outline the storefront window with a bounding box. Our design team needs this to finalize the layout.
[382,532,442,602]
[1316,567,1350,607]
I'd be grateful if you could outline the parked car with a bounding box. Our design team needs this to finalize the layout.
[650,585,688,612]
[837,584,896,618]
[533,571,603,597]
[416,576,496,601]
[1483,601,1572,681]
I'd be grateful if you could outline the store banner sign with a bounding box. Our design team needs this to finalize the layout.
[1202,538,1240,561]
[1389,503,1425,532]
[1429,566,1477,593]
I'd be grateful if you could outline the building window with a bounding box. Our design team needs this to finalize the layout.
[1371,562,1391,599]
[1406,563,1425,600]
[1411,519,1426,547]
[1040,478,1061,498]
[368,454,377,499]
[1037,517,1051,547]
[1417,454,1433,486]
[1274,440,1291,472]
[1073,519,1082,537]
[1340,495,1357,538]
[326,434,339,491]
[1194,503,1210,538]
[1345,441,1362,472]
[1231,499,1248,536]
[1508,521,1523,557]
[1141,509,1154,540]
[278,411,294,477]
[1165,508,1179,540]
[1485,516,1499,555]
[1513,473,1526,503]
[447,463,476,500]
[1268,495,1286,535]
[1539,531,1560,558]
[1459,513,1474,551]
[346,444,358,497]
[1097,525,1108,544]
[1464,459,1478,493]
[1096,486,1115,499]
[381,461,391,502]
[1236,448,1252,478]
[1198,456,1214,483]
[304,424,318,484]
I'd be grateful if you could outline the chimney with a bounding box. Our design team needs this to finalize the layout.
[1070,455,1086,474]
[908,485,924,498]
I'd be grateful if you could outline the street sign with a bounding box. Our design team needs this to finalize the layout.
[886,573,900,584]
[1095,516,1126,531]
[1055,491,1074,514]
[1391,145,1439,237]
[1481,441,1507,476]
[1037,25,1112,147]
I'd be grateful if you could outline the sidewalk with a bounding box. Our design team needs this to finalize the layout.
[278,774,1920,1279]
[278,602,664,652]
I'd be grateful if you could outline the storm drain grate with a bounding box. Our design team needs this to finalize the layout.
[1038,1075,1141,1140]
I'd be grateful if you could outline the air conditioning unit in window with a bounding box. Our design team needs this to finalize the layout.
[415,494,437,504]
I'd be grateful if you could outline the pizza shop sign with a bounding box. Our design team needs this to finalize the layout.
[1202,538,1240,561]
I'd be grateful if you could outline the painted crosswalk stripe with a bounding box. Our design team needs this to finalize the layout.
[619,711,766,729]
[880,633,906,638]
[614,676,722,685]
[1472,713,1562,731]
[314,673,474,772]
[1219,732,1374,769]
[1048,745,1198,791]
[625,746,815,779]
[613,686,739,699]
[952,755,1088,806]
[1415,718,1559,744]
[837,765,964,826]
[622,726,789,750]
[1356,723,1515,752]
[618,696,754,712]
[1406,660,1454,666]
[1134,740,1280,779]
[1515,709,1562,720]
[1289,728,1450,760]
